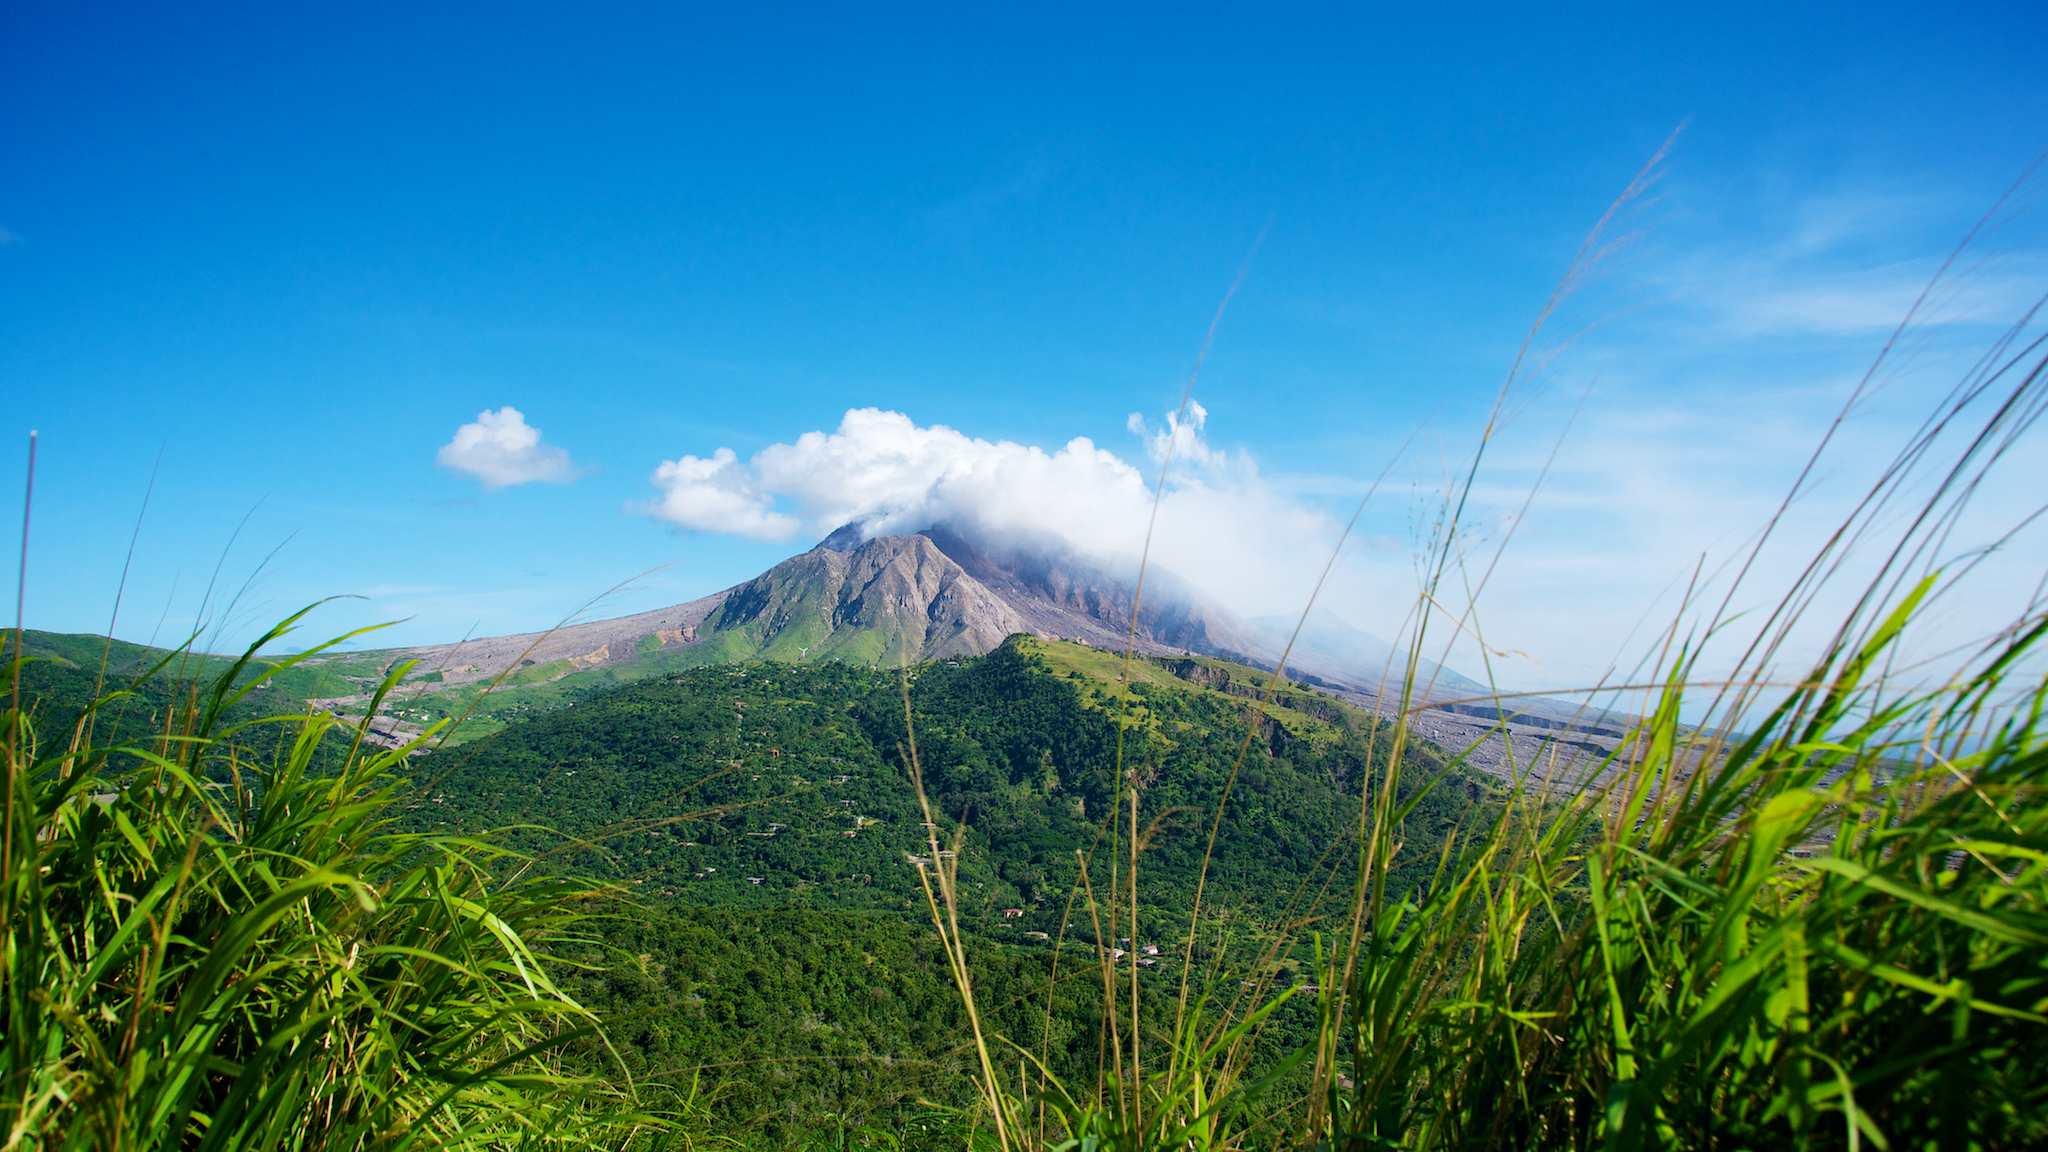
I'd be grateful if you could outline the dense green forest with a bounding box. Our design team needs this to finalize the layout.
[409,636,1484,1134]
[420,637,1482,927]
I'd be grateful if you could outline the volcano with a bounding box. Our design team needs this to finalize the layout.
[362,520,1468,701]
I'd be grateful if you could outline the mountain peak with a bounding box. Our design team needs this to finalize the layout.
[717,527,1026,663]
[781,519,1262,664]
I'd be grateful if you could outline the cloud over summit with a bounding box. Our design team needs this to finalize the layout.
[642,406,1346,617]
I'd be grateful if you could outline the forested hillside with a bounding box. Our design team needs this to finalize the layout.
[403,635,1490,1135]
[420,636,1484,930]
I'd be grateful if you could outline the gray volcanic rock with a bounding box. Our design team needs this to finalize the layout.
[711,532,1028,662]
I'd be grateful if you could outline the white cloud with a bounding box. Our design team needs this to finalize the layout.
[642,405,1347,617]
[1128,399,1237,470]
[646,448,799,540]
[648,408,1144,546]
[436,407,575,488]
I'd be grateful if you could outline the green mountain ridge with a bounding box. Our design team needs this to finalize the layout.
[415,634,1482,926]
[408,631,1485,1133]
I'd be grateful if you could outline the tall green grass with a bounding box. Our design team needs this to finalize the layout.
[906,155,2048,1149]
[0,607,654,1150]
[1301,583,2046,1149]
[1287,161,2048,1150]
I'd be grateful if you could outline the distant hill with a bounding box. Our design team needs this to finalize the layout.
[7,626,389,734]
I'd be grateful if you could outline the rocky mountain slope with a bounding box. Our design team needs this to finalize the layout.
[363,521,1267,694]
[705,530,1028,664]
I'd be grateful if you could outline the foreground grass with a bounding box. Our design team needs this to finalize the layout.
[911,160,2048,1149]
[0,611,655,1150]
[1297,587,2048,1149]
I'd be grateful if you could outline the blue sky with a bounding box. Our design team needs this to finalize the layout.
[4,1,2045,691]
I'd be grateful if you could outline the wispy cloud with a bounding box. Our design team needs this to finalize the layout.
[1693,256,2046,336]
[1647,177,2047,338]
[1248,173,2048,693]
[1782,189,1949,257]
[1389,355,2048,694]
